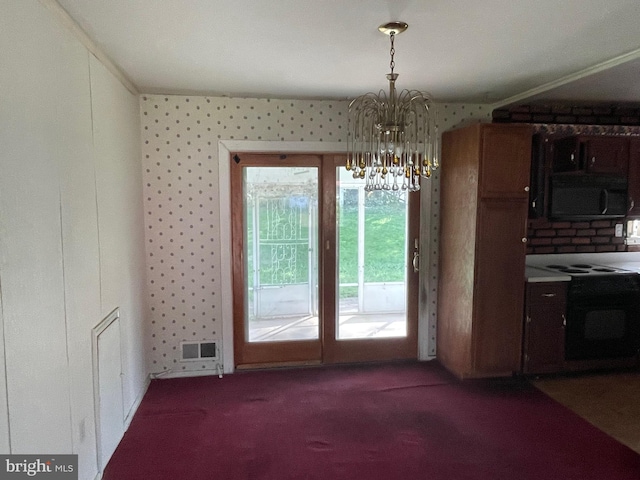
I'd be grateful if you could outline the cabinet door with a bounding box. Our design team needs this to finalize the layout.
[523,283,567,374]
[552,136,580,173]
[473,197,528,375]
[628,138,640,216]
[529,133,551,218]
[553,136,629,175]
[480,125,532,198]
[585,137,629,175]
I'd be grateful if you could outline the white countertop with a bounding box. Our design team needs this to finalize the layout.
[525,266,571,283]
[596,261,640,273]
[525,252,640,282]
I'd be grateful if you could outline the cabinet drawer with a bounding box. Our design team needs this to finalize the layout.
[527,282,567,304]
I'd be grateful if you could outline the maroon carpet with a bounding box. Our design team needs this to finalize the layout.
[104,362,640,480]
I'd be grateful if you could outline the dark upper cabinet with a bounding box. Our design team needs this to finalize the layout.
[552,136,629,175]
[529,133,551,218]
[586,137,629,175]
[629,138,640,216]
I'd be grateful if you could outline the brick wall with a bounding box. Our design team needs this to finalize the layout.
[527,219,626,254]
[491,103,640,255]
[493,104,640,125]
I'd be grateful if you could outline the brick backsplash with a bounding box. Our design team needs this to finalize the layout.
[493,104,640,125]
[527,219,627,255]
[493,103,640,256]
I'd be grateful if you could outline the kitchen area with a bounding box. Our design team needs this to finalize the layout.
[524,128,640,376]
[525,253,640,374]
[526,252,640,455]
[436,121,640,380]
[436,119,640,453]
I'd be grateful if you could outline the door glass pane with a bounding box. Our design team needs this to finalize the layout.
[337,168,408,339]
[244,167,319,342]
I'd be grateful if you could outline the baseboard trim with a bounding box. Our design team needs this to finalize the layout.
[124,374,151,429]
[154,369,224,380]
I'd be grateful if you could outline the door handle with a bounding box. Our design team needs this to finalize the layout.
[412,238,419,273]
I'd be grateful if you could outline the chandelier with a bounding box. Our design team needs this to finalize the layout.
[346,22,439,192]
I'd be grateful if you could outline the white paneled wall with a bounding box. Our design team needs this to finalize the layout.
[141,95,492,373]
[0,293,7,454]
[1,0,81,455]
[91,56,147,417]
[0,2,147,479]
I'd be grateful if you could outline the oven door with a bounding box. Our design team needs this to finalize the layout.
[565,298,640,360]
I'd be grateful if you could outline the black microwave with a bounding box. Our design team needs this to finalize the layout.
[549,174,627,219]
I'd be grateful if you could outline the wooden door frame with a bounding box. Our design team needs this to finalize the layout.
[218,141,425,372]
[230,153,324,367]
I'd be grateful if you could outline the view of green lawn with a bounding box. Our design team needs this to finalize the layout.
[339,204,406,281]
[246,191,407,292]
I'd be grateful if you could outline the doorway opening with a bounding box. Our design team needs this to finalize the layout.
[231,153,419,367]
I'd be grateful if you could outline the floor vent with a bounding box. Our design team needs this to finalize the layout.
[180,341,219,362]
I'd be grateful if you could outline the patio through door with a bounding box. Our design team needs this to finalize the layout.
[231,153,418,367]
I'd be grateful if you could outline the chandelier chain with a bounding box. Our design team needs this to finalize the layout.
[389,33,395,74]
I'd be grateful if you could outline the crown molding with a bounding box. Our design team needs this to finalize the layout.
[39,0,138,95]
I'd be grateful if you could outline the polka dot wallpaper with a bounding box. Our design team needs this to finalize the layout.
[140,94,492,374]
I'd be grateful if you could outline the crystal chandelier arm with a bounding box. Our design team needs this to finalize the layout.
[397,90,439,177]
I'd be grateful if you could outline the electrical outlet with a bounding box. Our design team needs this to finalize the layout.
[615,223,624,237]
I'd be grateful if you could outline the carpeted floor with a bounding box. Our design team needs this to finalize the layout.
[103,361,640,480]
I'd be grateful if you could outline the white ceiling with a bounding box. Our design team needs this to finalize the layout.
[55,0,640,105]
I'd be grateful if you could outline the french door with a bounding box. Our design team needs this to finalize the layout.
[230,153,419,367]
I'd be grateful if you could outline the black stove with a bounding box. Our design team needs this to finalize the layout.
[531,260,640,362]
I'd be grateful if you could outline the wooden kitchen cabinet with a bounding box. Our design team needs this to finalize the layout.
[627,137,640,217]
[438,123,532,379]
[479,126,532,197]
[553,136,629,175]
[522,282,567,374]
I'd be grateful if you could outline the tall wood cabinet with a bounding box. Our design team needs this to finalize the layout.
[437,123,532,378]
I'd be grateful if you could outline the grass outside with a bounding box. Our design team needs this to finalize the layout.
[338,203,406,284]
[247,192,407,291]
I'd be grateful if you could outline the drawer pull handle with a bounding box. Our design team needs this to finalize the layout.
[541,293,557,297]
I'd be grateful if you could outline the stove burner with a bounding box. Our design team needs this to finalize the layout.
[538,262,629,276]
[559,268,590,274]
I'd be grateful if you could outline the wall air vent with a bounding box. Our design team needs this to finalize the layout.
[180,341,219,362]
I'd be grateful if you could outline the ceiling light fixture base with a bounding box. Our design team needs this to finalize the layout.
[378,22,408,36]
